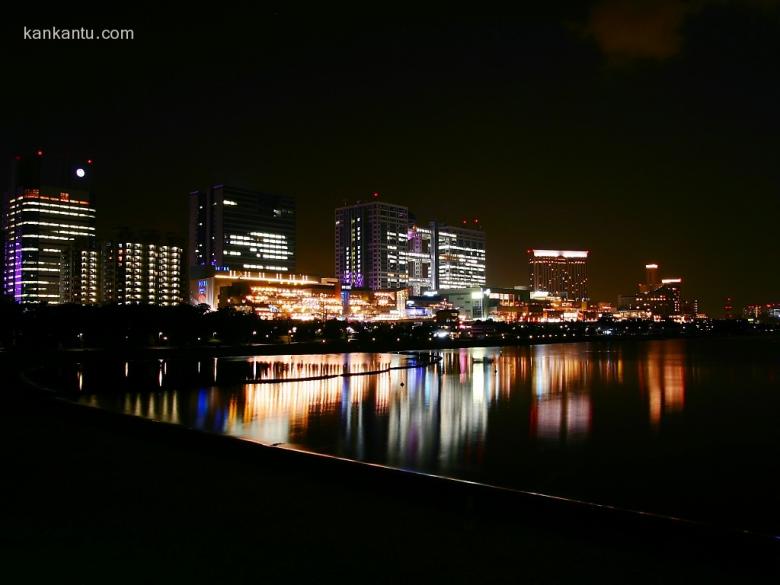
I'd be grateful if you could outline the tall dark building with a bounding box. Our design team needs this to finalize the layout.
[528,249,589,301]
[189,185,296,274]
[335,198,409,290]
[639,263,659,293]
[2,151,96,303]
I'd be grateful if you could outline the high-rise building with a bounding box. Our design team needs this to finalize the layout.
[102,231,183,305]
[528,249,589,301]
[189,185,295,273]
[2,151,96,303]
[335,198,409,290]
[639,263,659,293]
[434,221,486,290]
[406,220,486,295]
[406,223,434,296]
[660,278,682,314]
[60,241,100,304]
[617,265,692,317]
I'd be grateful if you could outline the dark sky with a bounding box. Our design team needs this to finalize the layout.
[3,3,779,313]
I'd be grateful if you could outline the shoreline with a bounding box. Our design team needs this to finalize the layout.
[18,368,780,547]
[2,340,778,582]
[2,330,775,365]
[14,349,780,546]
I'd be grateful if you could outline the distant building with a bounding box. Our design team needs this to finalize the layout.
[435,221,486,290]
[335,197,409,290]
[406,223,434,295]
[407,220,486,295]
[660,278,682,314]
[192,269,342,318]
[617,265,696,318]
[2,151,96,303]
[743,303,780,322]
[528,249,589,301]
[440,286,529,321]
[723,297,735,319]
[189,185,296,273]
[102,231,183,306]
[639,263,659,294]
[60,241,100,305]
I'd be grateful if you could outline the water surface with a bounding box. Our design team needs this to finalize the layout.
[65,339,780,534]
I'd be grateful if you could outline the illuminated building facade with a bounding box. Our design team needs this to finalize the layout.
[435,222,486,290]
[742,303,780,322]
[189,185,295,273]
[335,198,409,290]
[618,265,697,318]
[334,197,486,294]
[2,151,96,303]
[60,241,100,304]
[193,269,411,321]
[528,249,589,301]
[439,287,530,321]
[406,223,433,296]
[193,270,341,319]
[102,233,183,305]
[660,278,682,314]
[406,220,486,295]
[342,288,407,320]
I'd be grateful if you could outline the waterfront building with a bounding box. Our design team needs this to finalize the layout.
[639,263,659,294]
[617,265,694,318]
[406,220,486,295]
[193,269,412,320]
[526,294,590,322]
[406,223,434,296]
[410,286,530,321]
[435,221,486,290]
[342,288,408,320]
[528,249,589,301]
[743,303,780,322]
[2,151,96,303]
[193,269,340,319]
[60,241,100,304]
[335,197,409,290]
[189,185,295,273]
[102,231,183,305]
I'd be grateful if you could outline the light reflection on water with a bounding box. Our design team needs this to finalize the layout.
[74,339,780,530]
[80,344,686,457]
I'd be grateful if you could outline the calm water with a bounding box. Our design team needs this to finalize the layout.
[63,338,780,533]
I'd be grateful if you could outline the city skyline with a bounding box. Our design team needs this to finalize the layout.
[0,149,770,313]
[2,6,780,312]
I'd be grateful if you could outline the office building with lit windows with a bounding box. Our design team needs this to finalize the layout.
[189,185,295,274]
[2,151,96,303]
[102,231,183,305]
[528,249,589,301]
[405,220,487,295]
[406,223,434,295]
[335,198,409,290]
[435,221,486,290]
[618,264,696,318]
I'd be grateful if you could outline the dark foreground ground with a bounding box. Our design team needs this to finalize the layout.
[1,363,778,584]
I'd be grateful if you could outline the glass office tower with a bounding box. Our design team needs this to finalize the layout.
[189,185,295,273]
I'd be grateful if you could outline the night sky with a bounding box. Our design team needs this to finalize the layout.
[3,3,779,313]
